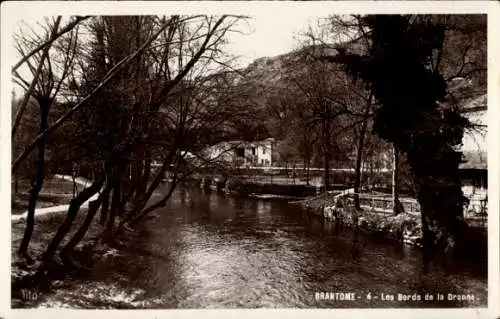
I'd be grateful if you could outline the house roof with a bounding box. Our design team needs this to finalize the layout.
[211,138,274,149]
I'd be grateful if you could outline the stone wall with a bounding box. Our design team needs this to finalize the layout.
[305,195,423,247]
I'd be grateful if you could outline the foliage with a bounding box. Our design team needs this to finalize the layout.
[327,15,486,252]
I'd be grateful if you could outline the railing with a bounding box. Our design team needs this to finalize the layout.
[351,193,421,216]
[340,192,487,227]
[463,195,488,228]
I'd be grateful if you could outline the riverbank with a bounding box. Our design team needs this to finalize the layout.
[294,191,487,254]
[299,191,421,245]
[12,208,96,305]
[11,175,107,306]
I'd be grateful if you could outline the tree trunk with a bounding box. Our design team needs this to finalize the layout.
[141,149,152,190]
[99,162,115,226]
[59,199,102,266]
[40,179,104,264]
[121,154,183,230]
[323,128,331,191]
[99,187,110,226]
[407,146,468,253]
[129,160,144,211]
[103,177,121,243]
[369,154,374,191]
[115,178,124,217]
[60,184,112,261]
[72,171,77,198]
[129,148,176,221]
[392,146,403,215]
[353,93,372,210]
[18,105,48,264]
[126,150,152,220]
[128,178,178,227]
[353,126,367,210]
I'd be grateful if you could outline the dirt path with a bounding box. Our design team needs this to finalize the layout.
[11,175,98,221]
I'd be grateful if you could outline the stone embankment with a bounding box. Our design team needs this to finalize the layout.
[299,192,423,247]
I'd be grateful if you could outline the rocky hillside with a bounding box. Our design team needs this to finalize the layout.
[224,26,486,162]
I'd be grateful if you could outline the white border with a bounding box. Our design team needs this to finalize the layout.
[1,1,499,319]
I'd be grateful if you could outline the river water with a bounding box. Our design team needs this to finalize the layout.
[33,186,487,308]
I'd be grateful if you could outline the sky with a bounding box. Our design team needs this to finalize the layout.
[10,14,317,66]
[7,14,318,97]
[224,15,317,67]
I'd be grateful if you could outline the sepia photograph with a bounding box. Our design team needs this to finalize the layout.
[1,2,498,317]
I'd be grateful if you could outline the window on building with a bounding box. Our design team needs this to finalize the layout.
[252,148,256,155]
[263,148,266,155]
[236,148,244,157]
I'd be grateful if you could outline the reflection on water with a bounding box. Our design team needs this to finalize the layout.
[34,186,487,308]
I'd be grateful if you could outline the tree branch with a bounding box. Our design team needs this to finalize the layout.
[12,16,90,72]
[12,17,177,174]
[12,17,62,139]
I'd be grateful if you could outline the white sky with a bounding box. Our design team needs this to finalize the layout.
[225,15,316,67]
[7,14,316,72]
[6,14,318,97]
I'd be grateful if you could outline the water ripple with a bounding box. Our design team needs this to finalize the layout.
[31,187,487,308]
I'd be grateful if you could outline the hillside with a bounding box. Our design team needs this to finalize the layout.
[228,36,486,140]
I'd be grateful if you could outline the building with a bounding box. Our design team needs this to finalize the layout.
[205,138,275,167]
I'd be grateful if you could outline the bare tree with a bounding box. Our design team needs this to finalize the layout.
[26,15,247,268]
[13,16,80,263]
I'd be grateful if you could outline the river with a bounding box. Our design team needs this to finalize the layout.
[31,186,487,308]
